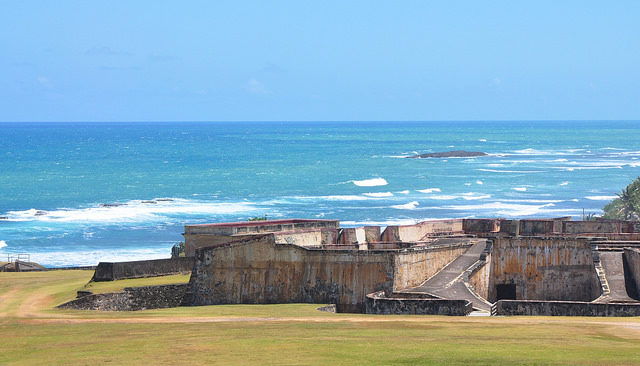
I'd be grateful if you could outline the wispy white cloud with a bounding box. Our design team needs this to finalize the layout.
[246,78,270,94]
[37,76,53,89]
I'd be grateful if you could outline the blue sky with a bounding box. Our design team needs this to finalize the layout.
[1,1,638,122]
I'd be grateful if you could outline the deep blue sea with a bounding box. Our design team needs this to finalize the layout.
[1,121,639,267]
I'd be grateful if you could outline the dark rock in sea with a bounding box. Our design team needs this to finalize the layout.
[156,198,174,202]
[0,216,8,220]
[35,210,48,216]
[100,203,126,208]
[407,150,488,159]
[141,200,157,204]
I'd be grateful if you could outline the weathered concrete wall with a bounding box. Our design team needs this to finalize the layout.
[184,234,238,257]
[469,252,491,301]
[184,219,340,256]
[463,219,500,234]
[489,237,600,302]
[392,243,472,291]
[365,291,472,315]
[381,220,464,242]
[59,284,189,311]
[187,235,396,312]
[494,299,640,316]
[625,248,640,296]
[273,230,323,247]
[563,221,624,234]
[93,257,194,281]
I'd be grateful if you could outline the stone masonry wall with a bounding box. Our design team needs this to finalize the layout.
[392,243,472,291]
[625,248,640,295]
[494,299,640,316]
[489,237,600,302]
[93,257,194,281]
[186,235,396,312]
[59,284,189,311]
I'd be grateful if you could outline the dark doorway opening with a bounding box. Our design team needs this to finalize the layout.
[496,284,517,300]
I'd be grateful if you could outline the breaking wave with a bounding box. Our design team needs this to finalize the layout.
[585,196,617,201]
[391,201,420,210]
[3,198,260,224]
[352,178,388,187]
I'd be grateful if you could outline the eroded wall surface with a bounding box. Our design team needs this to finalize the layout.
[489,237,600,302]
[187,235,396,312]
[625,248,640,295]
[93,258,194,281]
[469,252,491,300]
[382,220,464,242]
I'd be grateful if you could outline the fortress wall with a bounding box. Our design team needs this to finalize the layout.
[184,234,238,257]
[381,220,464,242]
[93,257,194,281]
[469,251,491,301]
[392,243,472,291]
[273,230,323,247]
[562,221,623,234]
[625,248,640,294]
[462,219,500,234]
[489,237,600,302]
[187,235,395,312]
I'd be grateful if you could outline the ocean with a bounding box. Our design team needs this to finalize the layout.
[1,121,639,267]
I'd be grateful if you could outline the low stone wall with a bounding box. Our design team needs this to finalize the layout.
[93,257,194,281]
[494,299,640,316]
[59,284,189,311]
[365,291,472,315]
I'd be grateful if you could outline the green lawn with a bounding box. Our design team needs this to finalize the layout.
[1,270,639,365]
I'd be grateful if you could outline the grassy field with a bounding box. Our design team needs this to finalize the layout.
[1,270,639,365]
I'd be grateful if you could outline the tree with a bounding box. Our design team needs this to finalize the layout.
[603,177,640,220]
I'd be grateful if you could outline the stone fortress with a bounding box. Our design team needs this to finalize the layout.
[64,217,640,316]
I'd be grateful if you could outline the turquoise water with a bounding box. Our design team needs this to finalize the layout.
[1,121,639,266]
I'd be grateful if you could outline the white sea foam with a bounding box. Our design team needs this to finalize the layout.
[311,195,373,201]
[392,201,419,210]
[341,218,444,227]
[397,190,410,194]
[363,192,394,198]
[28,248,170,267]
[560,182,569,186]
[500,199,564,203]
[486,164,504,167]
[513,187,527,192]
[352,178,388,187]
[417,188,441,193]
[479,139,487,142]
[585,195,617,201]
[464,183,472,186]
[477,169,543,173]
[461,193,491,200]
[476,180,483,185]
[3,198,260,223]
[443,202,572,217]
[425,195,460,200]
[0,240,7,249]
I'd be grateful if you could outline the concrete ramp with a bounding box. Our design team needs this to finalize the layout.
[595,251,636,303]
[400,240,492,312]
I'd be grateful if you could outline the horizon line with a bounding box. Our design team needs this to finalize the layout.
[1,119,639,124]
